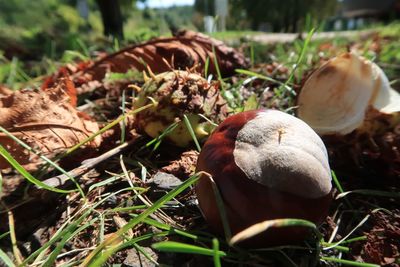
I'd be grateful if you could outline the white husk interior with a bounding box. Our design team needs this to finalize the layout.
[233,110,332,199]
[298,52,400,135]
[371,62,400,113]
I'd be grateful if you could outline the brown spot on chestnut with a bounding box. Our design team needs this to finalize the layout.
[195,109,333,247]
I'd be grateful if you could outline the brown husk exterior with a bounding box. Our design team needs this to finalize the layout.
[133,71,229,147]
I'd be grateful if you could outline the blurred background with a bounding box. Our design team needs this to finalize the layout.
[1,0,400,60]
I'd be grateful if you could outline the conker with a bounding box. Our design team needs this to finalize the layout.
[195,109,333,247]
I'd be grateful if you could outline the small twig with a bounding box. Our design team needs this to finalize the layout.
[34,139,138,190]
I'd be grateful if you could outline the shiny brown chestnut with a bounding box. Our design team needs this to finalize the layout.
[195,109,333,247]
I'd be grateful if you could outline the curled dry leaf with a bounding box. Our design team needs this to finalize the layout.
[0,79,101,171]
[43,30,249,94]
[41,61,92,92]
[297,52,400,136]
[0,85,13,96]
[161,150,199,179]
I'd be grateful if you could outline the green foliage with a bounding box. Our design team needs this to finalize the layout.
[0,0,102,60]
[0,0,86,35]
[0,0,197,61]
[124,6,196,41]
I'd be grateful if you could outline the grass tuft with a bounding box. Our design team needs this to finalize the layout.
[82,173,200,266]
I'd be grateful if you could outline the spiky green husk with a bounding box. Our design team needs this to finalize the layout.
[133,71,228,147]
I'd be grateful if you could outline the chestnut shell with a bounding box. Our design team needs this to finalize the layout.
[195,110,332,247]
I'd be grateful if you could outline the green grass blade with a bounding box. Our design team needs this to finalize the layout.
[42,231,72,267]
[139,162,147,182]
[133,244,159,266]
[43,217,98,267]
[323,214,371,251]
[62,50,88,62]
[211,45,222,81]
[243,94,258,111]
[129,215,200,241]
[212,238,222,267]
[88,176,121,192]
[207,174,232,241]
[66,103,155,154]
[0,145,73,194]
[236,69,292,88]
[113,38,120,52]
[75,38,90,58]
[115,231,170,252]
[0,126,84,197]
[23,188,133,265]
[331,170,344,193]
[321,257,380,267]
[230,218,316,245]
[332,170,353,208]
[250,42,255,66]
[321,242,349,253]
[152,241,227,257]
[340,236,367,244]
[145,121,179,149]
[0,232,10,241]
[27,218,81,265]
[278,28,315,96]
[198,114,218,127]
[83,173,200,266]
[183,114,201,152]
[0,172,2,197]
[0,249,15,267]
[120,89,126,143]
[204,56,210,78]
[6,57,17,87]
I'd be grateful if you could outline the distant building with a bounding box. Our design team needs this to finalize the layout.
[214,0,228,31]
[341,0,399,19]
[328,0,400,30]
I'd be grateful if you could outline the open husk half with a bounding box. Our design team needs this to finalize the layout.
[297,52,400,135]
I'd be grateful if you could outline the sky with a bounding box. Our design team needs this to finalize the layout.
[137,0,195,9]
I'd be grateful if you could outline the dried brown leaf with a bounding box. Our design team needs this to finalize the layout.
[0,85,13,96]
[0,79,101,171]
[351,211,400,266]
[161,150,199,180]
[44,30,249,94]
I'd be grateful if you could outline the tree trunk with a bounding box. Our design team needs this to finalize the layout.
[292,0,299,32]
[96,0,124,40]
